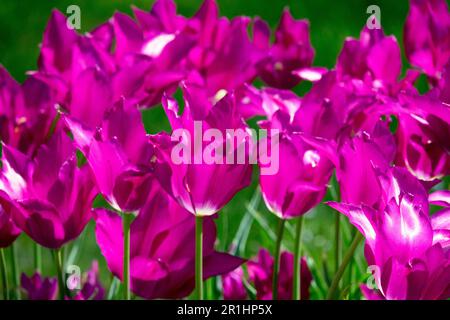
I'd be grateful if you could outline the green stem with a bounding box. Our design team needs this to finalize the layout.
[327,233,363,300]
[122,213,133,300]
[53,248,65,300]
[293,216,304,300]
[34,243,42,273]
[272,218,286,300]
[9,244,20,299]
[0,249,9,300]
[195,215,204,300]
[334,213,341,273]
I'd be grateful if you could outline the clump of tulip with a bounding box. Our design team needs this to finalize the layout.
[0,0,449,300]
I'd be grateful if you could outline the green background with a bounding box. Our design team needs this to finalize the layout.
[0,0,448,300]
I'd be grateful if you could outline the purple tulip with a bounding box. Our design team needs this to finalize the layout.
[436,62,450,103]
[330,167,450,300]
[152,84,252,216]
[222,266,247,300]
[254,8,314,89]
[94,182,244,299]
[404,0,450,80]
[71,261,105,300]
[395,94,450,181]
[179,0,263,101]
[258,105,333,219]
[333,126,395,209]
[0,194,20,248]
[337,27,402,89]
[0,131,97,249]
[65,101,155,213]
[111,8,193,107]
[21,273,58,300]
[248,249,312,300]
[0,67,58,156]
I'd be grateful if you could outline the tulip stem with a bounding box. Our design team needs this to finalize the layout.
[195,215,204,300]
[272,218,286,300]
[123,213,133,300]
[10,244,20,299]
[34,243,42,273]
[326,232,363,300]
[53,248,65,300]
[0,249,9,300]
[334,213,341,273]
[293,216,304,300]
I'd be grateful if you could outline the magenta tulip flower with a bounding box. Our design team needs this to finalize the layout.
[21,273,58,300]
[153,84,252,217]
[249,249,312,300]
[336,27,402,89]
[437,62,450,103]
[404,0,450,80]
[94,182,244,299]
[259,110,333,219]
[0,131,97,249]
[0,194,20,248]
[395,94,450,181]
[0,67,58,156]
[65,101,155,213]
[71,261,105,300]
[111,8,193,107]
[222,266,247,300]
[254,8,314,89]
[333,126,395,209]
[182,0,263,100]
[330,167,450,300]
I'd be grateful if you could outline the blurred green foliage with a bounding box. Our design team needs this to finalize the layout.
[0,0,446,300]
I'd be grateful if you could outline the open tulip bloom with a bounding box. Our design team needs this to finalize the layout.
[0,0,449,302]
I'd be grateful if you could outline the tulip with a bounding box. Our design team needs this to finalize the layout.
[395,94,450,181]
[151,84,252,299]
[94,181,244,299]
[254,8,314,89]
[183,0,263,100]
[0,130,97,298]
[330,167,450,300]
[0,195,20,248]
[21,273,58,300]
[248,249,312,300]
[222,266,247,300]
[66,100,156,300]
[70,261,105,300]
[404,0,450,80]
[258,103,332,299]
[0,131,96,249]
[0,67,58,157]
[337,27,402,89]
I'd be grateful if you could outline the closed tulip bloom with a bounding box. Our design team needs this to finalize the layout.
[94,182,244,299]
[0,131,97,249]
